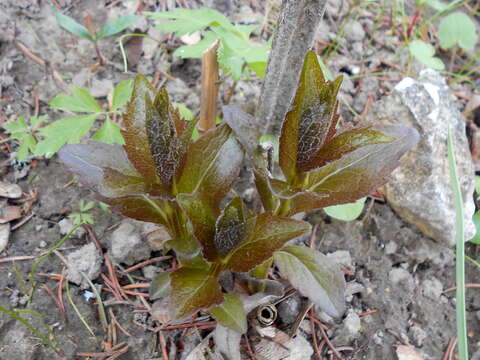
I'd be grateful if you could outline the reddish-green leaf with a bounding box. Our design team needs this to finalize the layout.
[223,213,311,272]
[176,124,244,208]
[253,168,279,212]
[177,193,219,261]
[301,125,419,210]
[209,293,247,334]
[279,51,342,183]
[122,75,158,182]
[298,126,395,172]
[58,142,172,226]
[222,105,260,160]
[146,90,179,186]
[150,272,171,300]
[274,245,346,318]
[214,197,246,257]
[170,265,223,319]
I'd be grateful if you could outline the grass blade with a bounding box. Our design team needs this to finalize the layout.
[0,304,60,354]
[447,126,469,359]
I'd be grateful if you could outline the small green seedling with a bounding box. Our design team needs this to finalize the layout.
[68,199,95,226]
[58,51,418,337]
[53,7,137,65]
[3,115,48,162]
[146,8,270,79]
[409,40,445,70]
[438,12,478,52]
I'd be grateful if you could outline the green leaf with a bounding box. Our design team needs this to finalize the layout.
[150,272,171,300]
[223,213,311,272]
[274,246,346,317]
[324,197,366,221]
[214,197,246,256]
[475,176,480,197]
[50,86,103,113]
[147,8,233,37]
[92,118,125,145]
[470,211,480,245]
[217,40,244,80]
[173,31,218,59]
[17,134,36,162]
[3,116,28,134]
[96,14,137,39]
[438,12,478,51]
[279,51,342,183]
[173,103,194,121]
[122,75,158,182]
[170,265,223,319]
[409,40,445,70]
[35,114,97,157]
[111,79,133,111]
[209,294,247,334]
[247,62,267,79]
[177,124,244,210]
[53,8,93,41]
[30,115,48,128]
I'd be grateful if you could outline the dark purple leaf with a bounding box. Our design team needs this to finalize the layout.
[214,197,246,257]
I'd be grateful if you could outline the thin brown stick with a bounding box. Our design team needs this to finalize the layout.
[244,334,259,360]
[311,311,345,360]
[442,337,457,360]
[121,256,172,274]
[199,40,220,133]
[309,308,322,359]
[109,308,132,337]
[159,332,169,360]
[0,256,35,263]
[442,283,480,294]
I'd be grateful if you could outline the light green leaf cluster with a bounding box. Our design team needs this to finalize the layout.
[438,12,478,51]
[53,7,137,42]
[68,199,96,225]
[146,8,269,80]
[324,197,366,221]
[3,80,133,161]
[409,40,445,70]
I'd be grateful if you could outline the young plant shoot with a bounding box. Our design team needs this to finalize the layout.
[58,51,418,333]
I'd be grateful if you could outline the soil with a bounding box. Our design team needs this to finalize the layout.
[1,1,479,360]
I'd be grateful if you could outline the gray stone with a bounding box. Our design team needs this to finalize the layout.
[0,223,10,252]
[326,250,353,270]
[0,181,22,198]
[408,325,427,347]
[277,294,302,324]
[333,309,361,344]
[66,243,102,288]
[388,268,411,285]
[365,70,475,246]
[421,277,443,299]
[58,218,86,238]
[110,220,151,265]
[344,21,365,42]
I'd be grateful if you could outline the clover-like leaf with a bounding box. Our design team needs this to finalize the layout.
[177,124,244,208]
[214,197,246,257]
[122,75,158,182]
[274,245,346,317]
[170,265,223,319]
[279,51,342,183]
[209,293,247,334]
[409,40,445,71]
[223,213,311,272]
[50,86,103,113]
[438,12,478,51]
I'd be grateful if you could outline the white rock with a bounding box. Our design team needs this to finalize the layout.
[0,223,10,252]
[66,243,102,288]
[366,70,476,246]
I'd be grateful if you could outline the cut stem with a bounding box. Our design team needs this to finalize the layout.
[199,39,220,133]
